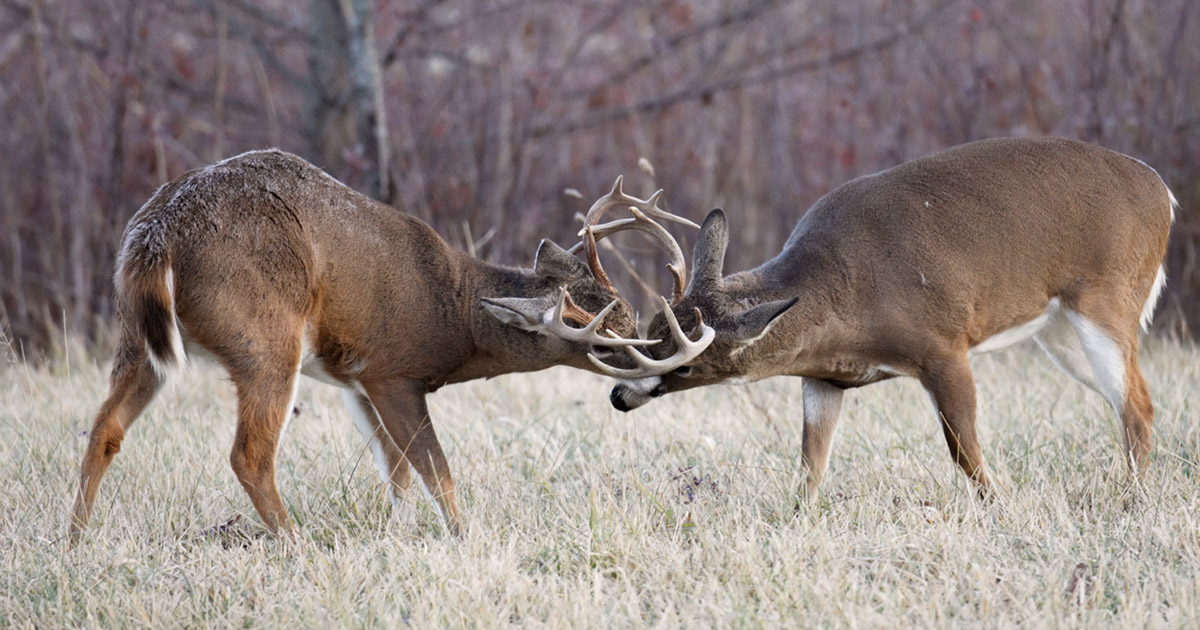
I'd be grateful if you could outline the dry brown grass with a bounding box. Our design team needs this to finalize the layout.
[1,338,1198,628]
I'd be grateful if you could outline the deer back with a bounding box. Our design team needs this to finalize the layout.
[117,150,490,383]
[764,137,1173,350]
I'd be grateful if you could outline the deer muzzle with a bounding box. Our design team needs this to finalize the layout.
[609,377,667,412]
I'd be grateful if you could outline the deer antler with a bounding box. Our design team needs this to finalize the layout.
[583,207,690,303]
[568,176,698,303]
[586,296,715,378]
[540,289,660,347]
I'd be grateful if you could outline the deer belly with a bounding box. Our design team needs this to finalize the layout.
[298,330,367,394]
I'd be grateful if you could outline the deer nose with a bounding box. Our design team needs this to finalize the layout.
[610,386,631,412]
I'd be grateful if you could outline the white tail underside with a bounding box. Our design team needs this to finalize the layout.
[1140,265,1167,332]
[146,267,187,379]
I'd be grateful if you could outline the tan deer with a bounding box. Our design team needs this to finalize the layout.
[580,137,1175,500]
[68,149,698,539]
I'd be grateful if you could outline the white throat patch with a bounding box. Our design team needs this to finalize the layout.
[619,376,664,396]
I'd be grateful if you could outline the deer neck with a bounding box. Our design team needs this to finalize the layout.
[450,255,563,382]
[723,246,857,375]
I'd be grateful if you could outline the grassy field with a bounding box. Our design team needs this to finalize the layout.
[1,338,1197,628]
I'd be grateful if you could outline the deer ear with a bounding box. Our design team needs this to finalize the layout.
[727,297,798,344]
[534,239,589,280]
[481,296,549,332]
[689,209,729,294]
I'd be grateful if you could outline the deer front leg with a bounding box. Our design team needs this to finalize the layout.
[920,355,993,498]
[362,378,461,536]
[799,378,845,502]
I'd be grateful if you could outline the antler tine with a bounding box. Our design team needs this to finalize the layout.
[541,289,658,347]
[691,307,705,337]
[641,189,701,230]
[582,226,614,293]
[586,296,715,378]
[576,176,632,239]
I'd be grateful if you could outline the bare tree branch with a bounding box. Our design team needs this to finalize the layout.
[560,0,789,100]
[526,0,959,139]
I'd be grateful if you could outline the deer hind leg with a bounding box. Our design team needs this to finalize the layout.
[1034,309,1101,391]
[69,342,163,540]
[921,355,993,498]
[362,378,461,536]
[343,390,414,506]
[225,334,304,535]
[1065,309,1154,478]
[799,378,845,502]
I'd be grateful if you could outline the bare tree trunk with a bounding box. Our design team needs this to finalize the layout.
[338,0,391,202]
[305,0,347,170]
[305,0,390,200]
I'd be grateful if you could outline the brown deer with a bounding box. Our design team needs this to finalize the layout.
[581,137,1175,501]
[68,149,698,539]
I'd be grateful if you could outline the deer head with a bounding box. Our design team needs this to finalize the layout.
[483,176,709,369]
[595,209,797,410]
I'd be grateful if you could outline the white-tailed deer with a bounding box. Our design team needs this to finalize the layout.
[587,137,1175,500]
[69,150,698,539]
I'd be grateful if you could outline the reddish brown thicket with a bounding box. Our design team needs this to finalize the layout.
[1,0,1197,357]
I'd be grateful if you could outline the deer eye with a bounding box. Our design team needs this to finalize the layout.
[590,346,614,358]
[672,366,695,377]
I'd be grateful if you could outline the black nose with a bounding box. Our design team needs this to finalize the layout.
[650,382,667,397]
[610,386,631,412]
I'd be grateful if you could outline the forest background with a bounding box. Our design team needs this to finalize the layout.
[2,0,1198,356]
